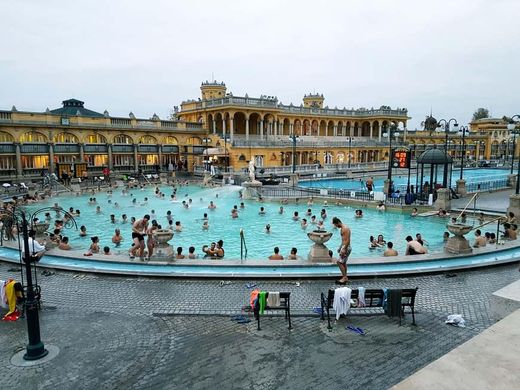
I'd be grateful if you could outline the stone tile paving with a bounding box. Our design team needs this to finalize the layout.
[0,261,519,389]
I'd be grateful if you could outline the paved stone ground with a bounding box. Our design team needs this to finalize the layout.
[451,188,513,213]
[0,261,519,390]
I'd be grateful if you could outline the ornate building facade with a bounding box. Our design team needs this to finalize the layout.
[178,81,493,171]
[0,99,206,179]
[0,83,505,180]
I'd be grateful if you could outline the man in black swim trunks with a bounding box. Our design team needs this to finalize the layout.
[131,214,150,259]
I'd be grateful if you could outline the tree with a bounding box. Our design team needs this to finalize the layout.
[472,108,490,121]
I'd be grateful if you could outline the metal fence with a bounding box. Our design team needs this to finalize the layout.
[257,185,375,202]
[465,178,510,193]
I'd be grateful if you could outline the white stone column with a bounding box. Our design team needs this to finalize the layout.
[378,125,382,142]
[333,125,337,136]
[107,144,113,170]
[245,118,250,141]
[369,123,373,139]
[212,120,216,135]
[15,143,22,177]
[350,125,354,137]
[229,117,234,142]
[289,123,294,136]
[222,118,226,139]
[260,120,264,140]
[48,143,55,174]
[133,144,139,172]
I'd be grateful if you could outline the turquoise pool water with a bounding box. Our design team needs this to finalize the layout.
[299,168,509,191]
[23,184,461,260]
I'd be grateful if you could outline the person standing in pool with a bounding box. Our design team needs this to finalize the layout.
[130,214,150,259]
[332,217,351,285]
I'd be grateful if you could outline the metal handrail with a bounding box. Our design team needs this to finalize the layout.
[240,228,248,260]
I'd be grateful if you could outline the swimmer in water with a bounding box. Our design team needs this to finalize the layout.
[175,221,183,232]
[112,228,123,247]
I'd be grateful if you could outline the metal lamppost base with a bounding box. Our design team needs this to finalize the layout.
[24,342,48,361]
[11,345,59,367]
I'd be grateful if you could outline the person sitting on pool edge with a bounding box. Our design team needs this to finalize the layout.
[268,246,284,260]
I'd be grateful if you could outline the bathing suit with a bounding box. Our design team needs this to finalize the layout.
[338,245,352,264]
[132,232,145,242]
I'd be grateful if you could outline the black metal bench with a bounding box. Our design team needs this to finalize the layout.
[320,287,418,329]
[253,292,292,330]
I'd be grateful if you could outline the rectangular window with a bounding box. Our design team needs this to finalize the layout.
[0,156,15,170]
[113,154,134,166]
[21,155,49,169]
[138,154,158,165]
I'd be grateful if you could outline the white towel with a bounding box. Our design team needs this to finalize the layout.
[267,292,280,307]
[333,287,352,320]
[0,280,7,309]
[358,287,366,308]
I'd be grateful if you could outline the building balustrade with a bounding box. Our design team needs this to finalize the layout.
[229,136,406,148]
[0,110,203,132]
[181,96,408,117]
[84,144,108,153]
[54,144,80,153]
[20,143,49,154]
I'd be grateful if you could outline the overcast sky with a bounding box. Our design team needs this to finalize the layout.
[1,0,519,129]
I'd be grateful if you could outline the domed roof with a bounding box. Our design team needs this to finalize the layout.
[417,148,453,164]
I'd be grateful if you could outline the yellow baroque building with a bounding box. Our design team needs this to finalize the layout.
[0,99,207,179]
[178,81,494,171]
[0,83,505,181]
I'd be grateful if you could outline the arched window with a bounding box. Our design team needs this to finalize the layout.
[54,132,79,143]
[0,131,14,143]
[20,131,47,143]
[85,133,107,144]
[113,134,133,144]
[187,137,202,145]
[138,135,157,144]
[163,136,178,145]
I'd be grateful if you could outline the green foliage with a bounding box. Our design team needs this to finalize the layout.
[472,108,489,121]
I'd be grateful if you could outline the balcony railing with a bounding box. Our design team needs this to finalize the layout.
[0,110,203,132]
[230,136,405,148]
[181,96,408,117]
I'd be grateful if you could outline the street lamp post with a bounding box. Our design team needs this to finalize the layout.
[436,118,459,188]
[0,206,76,361]
[458,126,470,180]
[383,122,399,198]
[348,136,352,169]
[507,115,520,177]
[506,115,520,194]
[290,133,299,174]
